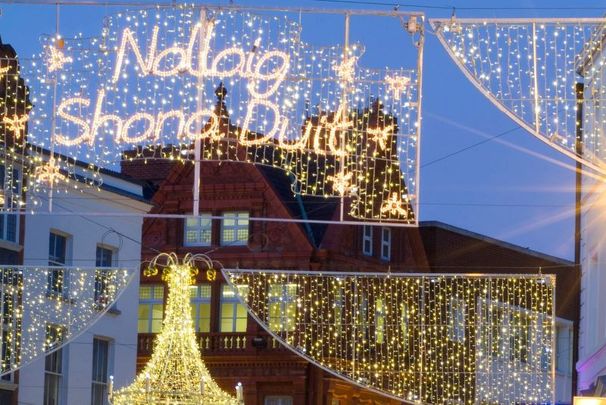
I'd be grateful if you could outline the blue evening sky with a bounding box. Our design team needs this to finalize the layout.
[1,0,603,261]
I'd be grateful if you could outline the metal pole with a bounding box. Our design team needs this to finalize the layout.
[48,3,61,213]
[532,22,540,135]
[413,18,425,225]
[192,8,206,217]
[339,13,350,222]
[573,81,584,397]
[0,0,425,17]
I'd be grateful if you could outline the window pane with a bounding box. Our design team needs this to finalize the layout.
[220,320,234,332]
[222,229,235,242]
[44,373,61,405]
[151,304,163,319]
[222,285,236,298]
[138,304,150,320]
[151,319,162,333]
[6,214,16,242]
[96,246,113,267]
[200,303,211,318]
[184,214,212,246]
[221,303,234,318]
[152,286,164,300]
[139,286,151,300]
[199,285,211,298]
[137,320,148,333]
[199,303,211,332]
[235,318,247,332]
[236,304,247,318]
[186,217,199,227]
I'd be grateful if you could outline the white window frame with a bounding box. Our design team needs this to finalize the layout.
[448,298,466,343]
[138,285,164,334]
[44,324,65,405]
[362,225,373,256]
[268,283,298,332]
[375,298,385,344]
[184,214,212,247]
[91,337,112,405]
[400,302,409,346]
[556,318,573,376]
[220,284,248,333]
[0,164,21,244]
[477,299,543,366]
[95,244,117,305]
[381,227,391,261]
[190,284,212,333]
[220,212,249,246]
[48,230,71,299]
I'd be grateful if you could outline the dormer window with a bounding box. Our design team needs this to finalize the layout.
[184,214,212,247]
[221,212,249,246]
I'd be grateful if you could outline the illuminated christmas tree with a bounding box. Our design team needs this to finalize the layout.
[110,253,241,405]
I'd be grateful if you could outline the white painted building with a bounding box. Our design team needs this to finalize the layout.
[16,158,150,405]
[576,36,606,397]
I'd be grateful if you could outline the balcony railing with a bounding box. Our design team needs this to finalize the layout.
[137,332,289,357]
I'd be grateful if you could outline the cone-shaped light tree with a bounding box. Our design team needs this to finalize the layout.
[110,253,241,405]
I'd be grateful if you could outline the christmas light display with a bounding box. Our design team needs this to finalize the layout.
[0,265,132,376]
[110,253,239,405]
[19,6,423,224]
[430,17,606,175]
[223,269,555,404]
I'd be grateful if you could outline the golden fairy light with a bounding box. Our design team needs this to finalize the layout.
[2,114,28,139]
[34,157,67,186]
[24,8,422,224]
[0,265,131,376]
[327,171,353,196]
[0,66,10,81]
[109,253,240,405]
[47,45,72,72]
[385,75,411,100]
[332,56,357,85]
[430,17,606,175]
[223,269,556,404]
[380,192,409,218]
[367,124,395,151]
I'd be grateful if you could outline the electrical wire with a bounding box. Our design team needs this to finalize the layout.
[308,0,606,11]
[421,126,521,168]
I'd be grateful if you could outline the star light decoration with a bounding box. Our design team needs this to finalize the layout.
[0,265,132,376]
[34,157,67,186]
[223,269,556,404]
[110,253,241,405]
[430,17,606,176]
[380,192,410,218]
[367,124,395,150]
[47,45,73,73]
[24,7,422,224]
[327,171,353,196]
[332,55,358,85]
[2,114,29,139]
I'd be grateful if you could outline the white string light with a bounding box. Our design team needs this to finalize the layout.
[223,269,555,404]
[21,7,422,223]
[0,265,132,376]
[431,17,606,175]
